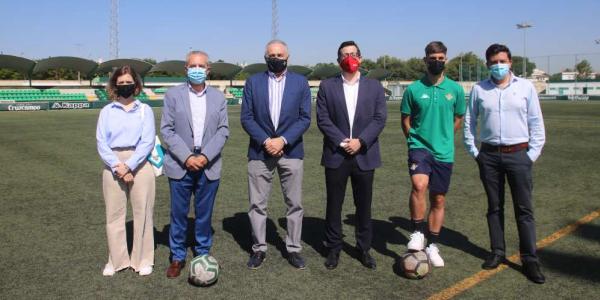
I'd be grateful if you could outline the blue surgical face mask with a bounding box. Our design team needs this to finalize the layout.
[489,63,510,80]
[187,67,207,84]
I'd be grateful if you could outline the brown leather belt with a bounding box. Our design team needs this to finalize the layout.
[481,142,528,153]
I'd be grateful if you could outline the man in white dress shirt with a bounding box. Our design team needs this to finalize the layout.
[464,43,546,284]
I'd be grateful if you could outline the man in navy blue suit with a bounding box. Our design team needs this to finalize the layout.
[240,40,312,270]
[316,41,387,270]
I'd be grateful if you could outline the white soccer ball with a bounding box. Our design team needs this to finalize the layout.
[189,255,220,287]
[401,250,431,279]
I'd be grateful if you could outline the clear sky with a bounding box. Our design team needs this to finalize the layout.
[1,0,599,73]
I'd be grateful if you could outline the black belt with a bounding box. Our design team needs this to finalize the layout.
[111,146,135,151]
[193,146,202,154]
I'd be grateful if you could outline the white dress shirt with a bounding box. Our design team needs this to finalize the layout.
[268,71,287,131]
[188,84,207,147]
[342,73,360,138]
[464,73,546,161]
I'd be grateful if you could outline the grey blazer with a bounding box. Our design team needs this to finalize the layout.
[160,84,229,180]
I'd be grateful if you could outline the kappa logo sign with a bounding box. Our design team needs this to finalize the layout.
[51,102,91,110]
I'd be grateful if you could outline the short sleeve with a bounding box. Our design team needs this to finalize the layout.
[400,87,412,115]
[455,84,466,116]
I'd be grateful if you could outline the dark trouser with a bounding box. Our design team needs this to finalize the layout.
[324,157,374,253]
[477,148,537,262]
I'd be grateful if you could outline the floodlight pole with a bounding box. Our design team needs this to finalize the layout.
[574,54,578,97]
[110,0,119,59]
[272,0,279,39]
[517,22,532,78]
[459,54,463,82]
[547,56,550,79]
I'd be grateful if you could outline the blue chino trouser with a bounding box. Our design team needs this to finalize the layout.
[168,170,219,261]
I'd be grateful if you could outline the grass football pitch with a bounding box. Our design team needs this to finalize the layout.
[0,101,599,299]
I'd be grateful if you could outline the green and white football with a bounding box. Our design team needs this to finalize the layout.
[189,255,220,287]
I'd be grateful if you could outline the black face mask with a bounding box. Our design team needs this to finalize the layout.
[116,84,136,98]
[426,60,445,75]
[265,57,288,74]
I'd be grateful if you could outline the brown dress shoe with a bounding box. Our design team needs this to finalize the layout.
[166,260,185,278]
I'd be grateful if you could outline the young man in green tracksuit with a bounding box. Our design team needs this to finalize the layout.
[400,41,466,267]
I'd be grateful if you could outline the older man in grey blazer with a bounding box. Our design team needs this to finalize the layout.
[161,50,229,278]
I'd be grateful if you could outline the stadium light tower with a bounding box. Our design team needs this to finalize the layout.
[109,0,119,59]
[272,0,279,39]
[516,22,532,78]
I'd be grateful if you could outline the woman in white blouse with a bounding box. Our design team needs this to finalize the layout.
[96,66,156,276]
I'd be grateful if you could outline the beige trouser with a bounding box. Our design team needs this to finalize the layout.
[102,149,155,272]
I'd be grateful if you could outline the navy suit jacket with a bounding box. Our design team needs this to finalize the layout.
[240,71,311,160]
[316,76,387,170]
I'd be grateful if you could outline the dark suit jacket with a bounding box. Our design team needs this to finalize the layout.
[240,71,311,160]
[316,76,387,170]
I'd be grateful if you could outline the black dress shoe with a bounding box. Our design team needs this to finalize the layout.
[360,251,376,270]
[522,261,545,284]
[482,254,505,270]
[247,251,266,269]
[287,252,306,269]
[324,251,339,270]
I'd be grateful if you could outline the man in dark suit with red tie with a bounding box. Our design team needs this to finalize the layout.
[316,40,387,270]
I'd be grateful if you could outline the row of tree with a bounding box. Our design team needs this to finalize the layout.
[0,55,595,81]
[548,60,595,81]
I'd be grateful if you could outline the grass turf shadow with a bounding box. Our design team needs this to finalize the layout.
[280,216,361,263]
[538,249,600,282]
[343,214,409,259]
[388,216,489,259]
[385,216,522,274]
[538,222,600,282]
[279,216,329,257]
[343,214,409,276]
[222,212,287,258]
[152,218,215,261]
[575,223,600,243]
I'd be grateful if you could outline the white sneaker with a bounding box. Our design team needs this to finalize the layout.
[102,264,115,276]
[138,266,153,276]
[407,231,425,251]
[426,243,445,267]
